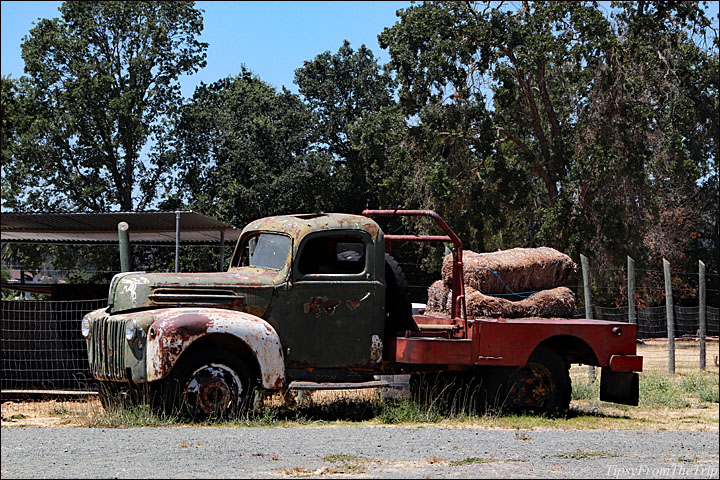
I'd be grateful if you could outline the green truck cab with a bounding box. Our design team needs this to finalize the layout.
[82,210,642,418]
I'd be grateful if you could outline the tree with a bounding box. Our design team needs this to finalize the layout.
[294,40,405,213]
[1,1,207,212]
[165,68,335,231]
[380,1,718,304]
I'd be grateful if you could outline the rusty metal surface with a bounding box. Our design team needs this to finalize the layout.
[393,337,473,364]
[473,318,638,368]
[234,213,382,263]
[109,269,282,313]
[388,315,641,371]
[609,354,644,372]
[145,308,285,389]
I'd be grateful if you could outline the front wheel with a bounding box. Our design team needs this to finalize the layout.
[159,349,256,419]
[504,346,571,413]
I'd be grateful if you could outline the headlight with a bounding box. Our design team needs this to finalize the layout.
[81,317,91,338]
[125,319,138,341]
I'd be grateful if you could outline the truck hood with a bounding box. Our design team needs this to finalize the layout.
[108,268,285,315]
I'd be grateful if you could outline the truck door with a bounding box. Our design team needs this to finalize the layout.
[286,230,377,368]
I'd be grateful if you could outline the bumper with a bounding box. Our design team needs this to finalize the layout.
[609,354,643,372]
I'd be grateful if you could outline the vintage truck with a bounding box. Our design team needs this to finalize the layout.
[81,209,642,417]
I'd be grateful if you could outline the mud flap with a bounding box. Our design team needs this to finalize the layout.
[600,367,639,406]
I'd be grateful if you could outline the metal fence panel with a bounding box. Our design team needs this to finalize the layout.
[1,299,105,391]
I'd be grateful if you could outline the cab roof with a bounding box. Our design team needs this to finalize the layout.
[241,213,382,243]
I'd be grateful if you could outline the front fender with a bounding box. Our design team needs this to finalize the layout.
[145,308,285,389]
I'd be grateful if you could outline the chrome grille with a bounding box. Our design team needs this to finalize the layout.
[89,317,127,380]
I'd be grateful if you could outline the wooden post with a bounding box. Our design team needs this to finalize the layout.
[219,229,226,272]
[699,260,706,370]
[663,259,675,374]
[581,254,595,380]
[627,256,636,324]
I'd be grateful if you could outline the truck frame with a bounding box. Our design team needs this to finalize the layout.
[82,209,642,418]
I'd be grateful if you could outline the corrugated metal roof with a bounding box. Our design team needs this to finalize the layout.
[0,211,241,245]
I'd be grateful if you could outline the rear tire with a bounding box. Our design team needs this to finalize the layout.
[159,349,256,419]
[504,346,571,413]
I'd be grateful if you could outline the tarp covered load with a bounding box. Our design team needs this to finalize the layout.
[426,280,576,318]
[428,247,578,318]
[441,247,576,295]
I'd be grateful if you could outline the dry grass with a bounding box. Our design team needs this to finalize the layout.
[637,337,719,374]
[1,397,102,427]
[2,338,716,430]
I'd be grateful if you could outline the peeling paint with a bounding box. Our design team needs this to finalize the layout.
[144,308,285,389]
[303,297,341,317]
[370,335,383,363]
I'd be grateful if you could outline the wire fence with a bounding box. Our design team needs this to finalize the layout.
[1,299,104,391]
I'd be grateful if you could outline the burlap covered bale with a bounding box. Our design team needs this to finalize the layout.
[465,286,576,318]
[426,279,451,314]
[441,247,577,295]
[426,283,576,318]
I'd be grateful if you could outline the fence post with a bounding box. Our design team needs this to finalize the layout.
[663,258,675,374]
[118,222,131,272]
[628,256,636,324]
[581,254,595,380]
[175,211,181,273]
[699,260,706,370]
[219,229,225,272]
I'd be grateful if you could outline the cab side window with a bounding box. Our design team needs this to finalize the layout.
[299,236,366,275]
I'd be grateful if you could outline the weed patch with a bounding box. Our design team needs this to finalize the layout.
[550,449,621,460]
[449,457,499,466]
[322,453,374,474]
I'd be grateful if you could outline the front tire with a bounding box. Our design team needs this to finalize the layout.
[160,349,255,419]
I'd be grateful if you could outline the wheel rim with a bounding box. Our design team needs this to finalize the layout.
[182,363,244,417]
[507,362,556,410]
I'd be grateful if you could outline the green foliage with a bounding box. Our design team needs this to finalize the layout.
[379,1,718,305]
[573,371,719,407]
[295,40,404,213]
[2,1,207,212]
[165,68,333,231]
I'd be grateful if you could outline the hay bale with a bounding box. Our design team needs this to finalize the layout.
[465,286,576,318]
[426,283,576,318]
[426,279,451,314]
[441,247,576,295]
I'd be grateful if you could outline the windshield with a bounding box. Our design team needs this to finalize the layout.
[236,233,291,270]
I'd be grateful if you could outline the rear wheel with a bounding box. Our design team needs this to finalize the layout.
[159,349,255,419]
[504,347,571,413]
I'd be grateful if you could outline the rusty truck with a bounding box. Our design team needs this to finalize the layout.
[81,209,642,418]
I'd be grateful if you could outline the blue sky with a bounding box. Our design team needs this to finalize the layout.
[1,1,412,96]
[3,1,718,99]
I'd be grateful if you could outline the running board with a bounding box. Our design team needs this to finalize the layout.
[288,380,408,391]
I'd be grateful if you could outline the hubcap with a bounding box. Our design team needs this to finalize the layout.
[182,363,243,417]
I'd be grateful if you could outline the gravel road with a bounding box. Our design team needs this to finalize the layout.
[2,426,718,479]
